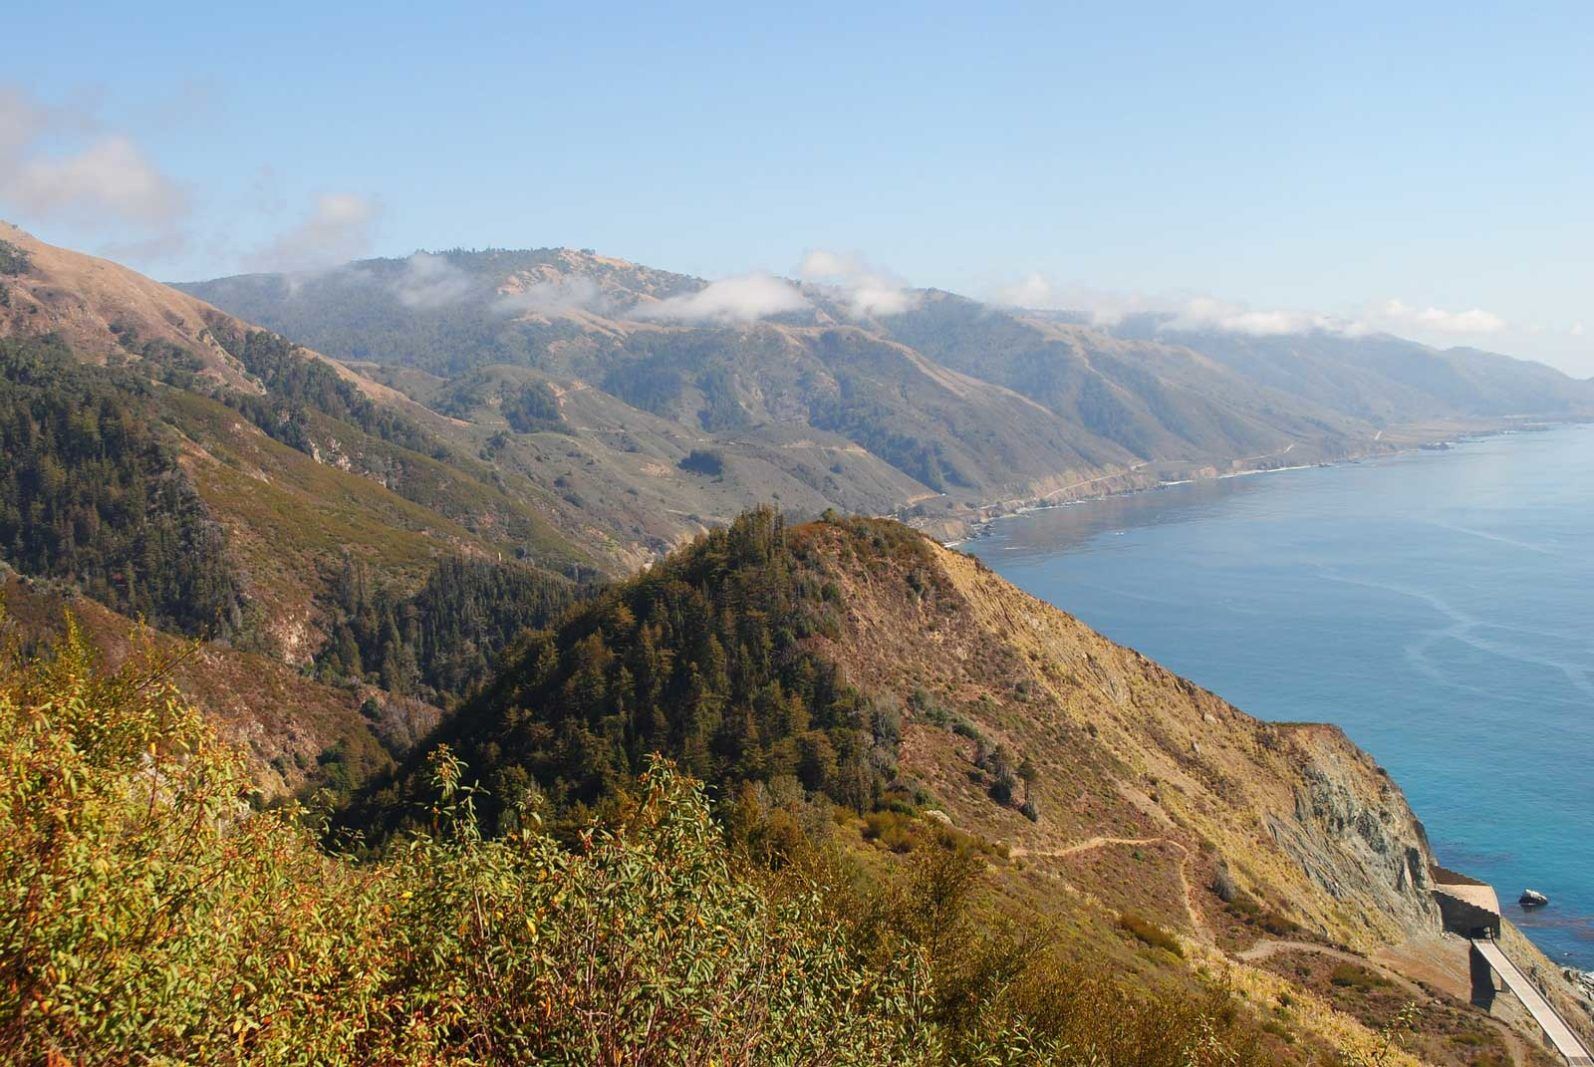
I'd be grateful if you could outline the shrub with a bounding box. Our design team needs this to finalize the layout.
[1211,860,1239,903]
[0,240,29,276]
[0,620,928,1065]
[678,448,725,476]
[1117,911,1184,957]
[908,687,951,727]
[862,809,919,853]
[1329,963,1390,991]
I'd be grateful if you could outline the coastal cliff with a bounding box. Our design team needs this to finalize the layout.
[808,519,1443,949]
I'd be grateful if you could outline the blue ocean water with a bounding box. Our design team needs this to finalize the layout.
[966,424,1594,968]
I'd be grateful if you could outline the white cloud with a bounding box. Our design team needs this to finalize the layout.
[247,192,379,273]
[993,275,1172,327]
[633,272,808,324]
[992,274,1513,342]
[0,85,188,235]
[6,135,187,226]
[1572,322,1585,338]
[1374,299,1507,336]
[392,252,472,308]
[1168,296,1344,336]
[992,276,1328,334]
[797,249,917,317]
[494,275,608,317]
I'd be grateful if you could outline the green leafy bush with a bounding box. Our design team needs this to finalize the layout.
[678,448,726,476]
[0,621,928,1065]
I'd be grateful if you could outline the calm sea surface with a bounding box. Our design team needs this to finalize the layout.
[966,424,1594,968]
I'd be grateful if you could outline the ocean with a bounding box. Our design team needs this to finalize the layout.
[965,423,1594,968]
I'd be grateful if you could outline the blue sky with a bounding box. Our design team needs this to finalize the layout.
[4,2,1591,372]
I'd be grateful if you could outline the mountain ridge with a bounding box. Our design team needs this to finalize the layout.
[179,242,1594,545]
[4,218,1591,1057]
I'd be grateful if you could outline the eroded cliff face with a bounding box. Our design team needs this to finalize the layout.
[802,522,1440,951]
[1271,725,1439,935]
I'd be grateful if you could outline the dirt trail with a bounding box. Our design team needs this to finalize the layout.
[1013,835,1209,941]
[1016,837,1537,1065]
[1240,939,1536,1067]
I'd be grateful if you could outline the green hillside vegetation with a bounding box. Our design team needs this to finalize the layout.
[315,554,586,703]
[207,322,442,458]
[0,336,243,637]
[0,328,583,675]
[353,508,902,833]
[194,321,581,570]
[0,618,1287,1066]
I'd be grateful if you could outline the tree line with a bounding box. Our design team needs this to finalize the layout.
[315,554,586,704]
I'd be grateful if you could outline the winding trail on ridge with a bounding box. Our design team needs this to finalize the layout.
[1011,837,1536,1066]
[1010,835,1209,940]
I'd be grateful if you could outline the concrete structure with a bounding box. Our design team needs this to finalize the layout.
[1472,939,1593,1066]
[1431,864,1502,939]
[1429,865,1591,1065]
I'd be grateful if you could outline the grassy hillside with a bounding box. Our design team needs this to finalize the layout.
[0,592,1379,1066]
[342,508,1579,1065]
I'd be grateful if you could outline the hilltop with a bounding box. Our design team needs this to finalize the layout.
[16,507,1585,1063]
[350,509,1591,1064]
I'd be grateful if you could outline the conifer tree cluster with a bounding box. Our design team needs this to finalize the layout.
[208,324,443,457]
[315,555,585,702]
[0,337,243,637]
[361,508,903,831]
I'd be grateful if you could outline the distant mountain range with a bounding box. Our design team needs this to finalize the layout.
[2,219,1590,793]
[179,246,1591,541]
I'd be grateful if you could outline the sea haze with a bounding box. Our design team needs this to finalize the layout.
[967,423,1594,968]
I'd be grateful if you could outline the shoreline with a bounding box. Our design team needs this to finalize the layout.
[928,417,1585,548]
[953,419,1594,975]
